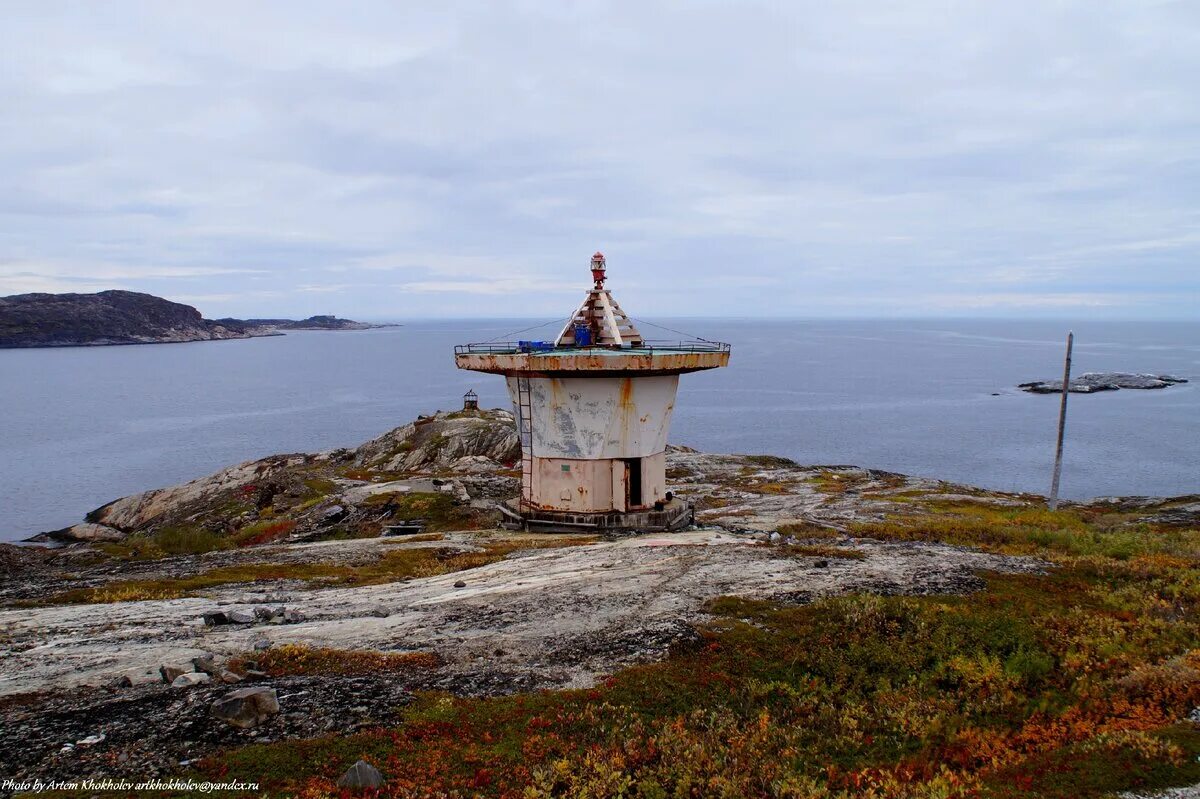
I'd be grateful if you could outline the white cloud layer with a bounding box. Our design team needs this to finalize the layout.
[2,2,1198,319]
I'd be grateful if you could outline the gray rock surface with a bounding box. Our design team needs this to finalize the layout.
[354,408,519,472]
[53,523,125,542]
[85,455,296,532]
[1121,784,1200,799]
[0,530,1043,699]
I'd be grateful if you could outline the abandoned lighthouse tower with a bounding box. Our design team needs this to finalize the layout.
[454,252,731,531]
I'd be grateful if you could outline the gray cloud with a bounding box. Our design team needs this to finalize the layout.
[1,1,1197,319]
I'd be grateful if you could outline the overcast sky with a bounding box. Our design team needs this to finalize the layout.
[2,2,1198,320]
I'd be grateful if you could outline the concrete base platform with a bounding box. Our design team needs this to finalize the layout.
[498,497,694,533]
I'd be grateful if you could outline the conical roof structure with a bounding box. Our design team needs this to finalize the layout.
[454,251,728,375]
[554,253,643,347]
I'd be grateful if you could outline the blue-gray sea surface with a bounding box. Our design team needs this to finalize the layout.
[1,319,1197,542]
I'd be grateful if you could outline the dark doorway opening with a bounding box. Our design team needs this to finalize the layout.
[625,458,643,507]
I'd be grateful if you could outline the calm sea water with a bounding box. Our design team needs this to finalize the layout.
[1,319,1197,542]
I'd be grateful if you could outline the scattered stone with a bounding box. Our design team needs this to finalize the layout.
[76,734,105,746]
[210,687,281,729]
[253,638,272,651]
[202,611,229,626]
[227,609,257,624]
[217,670,243,684]
[337,759,384,790]
[192,653,218,674]
[171,672,211,688]
[281,608,305,624]
[109,675,134,689]
[244,669,269,679]
[453,580,467,588]
[369,605,391,618]
[160,664,193,683]
[813,559,829,569]
[769,532,782,544]
[321,505,346,523]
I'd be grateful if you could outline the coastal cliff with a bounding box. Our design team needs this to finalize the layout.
[0,290,386,348]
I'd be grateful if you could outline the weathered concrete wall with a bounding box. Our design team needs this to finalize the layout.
[528,451,666,512]
[506,375,679,460]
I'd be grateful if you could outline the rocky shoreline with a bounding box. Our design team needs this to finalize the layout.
[1,409,1197,784]
[0,290,390,349]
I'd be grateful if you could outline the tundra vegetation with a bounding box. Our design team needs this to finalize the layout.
[181,498,1199,798]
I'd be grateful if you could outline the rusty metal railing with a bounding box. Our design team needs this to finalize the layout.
[454,339,730,355]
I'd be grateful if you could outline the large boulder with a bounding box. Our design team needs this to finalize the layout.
[160,663,194,683]
[210,687,280,729]
[337,760,384,789]
[171,672,211,688]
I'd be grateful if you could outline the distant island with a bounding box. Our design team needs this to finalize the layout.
[0,290,394,348]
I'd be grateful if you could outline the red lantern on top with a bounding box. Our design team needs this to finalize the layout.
[590,251,607,288]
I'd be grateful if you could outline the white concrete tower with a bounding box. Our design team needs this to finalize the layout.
[454,252,730,531]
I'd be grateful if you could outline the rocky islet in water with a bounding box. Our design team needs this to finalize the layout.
[1018,371,1188,393]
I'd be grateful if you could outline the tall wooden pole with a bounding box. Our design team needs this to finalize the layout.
[1048,331,1073,510]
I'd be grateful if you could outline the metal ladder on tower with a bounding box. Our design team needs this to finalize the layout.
[516,376,533,511]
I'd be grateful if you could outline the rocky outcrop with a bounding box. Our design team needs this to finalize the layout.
[1019,372,1188,393]
[354,409,520,472]
[29,409,519,543]
[85,455,303,532]
[0,290,257,348]
[0,290,385,348]
[54,523,125,543]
